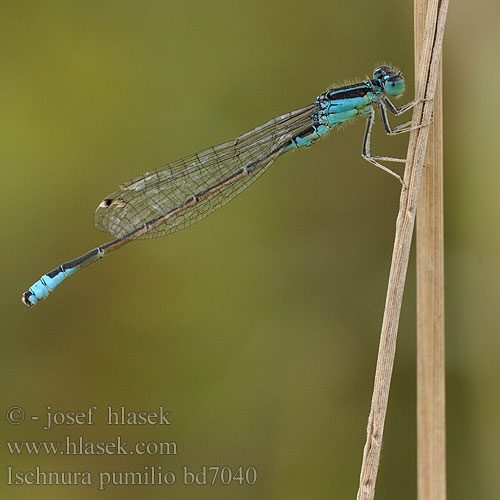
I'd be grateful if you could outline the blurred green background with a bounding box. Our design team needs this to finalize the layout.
[1,1,499,498]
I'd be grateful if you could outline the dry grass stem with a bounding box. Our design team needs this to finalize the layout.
[415,0,446,497]
[355,1,449,499]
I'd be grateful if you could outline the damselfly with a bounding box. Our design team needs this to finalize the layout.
[22,65,420,308]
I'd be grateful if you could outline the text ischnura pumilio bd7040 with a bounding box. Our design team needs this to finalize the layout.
[22,65,423,309]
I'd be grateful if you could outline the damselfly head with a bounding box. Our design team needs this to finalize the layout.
[373,65,405,98]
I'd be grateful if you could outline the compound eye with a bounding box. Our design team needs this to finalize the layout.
[373,65,393,80]
[384,75,405,97]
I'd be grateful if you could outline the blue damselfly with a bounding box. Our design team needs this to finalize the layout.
[23,65,420,308]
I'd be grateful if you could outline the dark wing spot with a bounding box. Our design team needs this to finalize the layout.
[99,197,127,209]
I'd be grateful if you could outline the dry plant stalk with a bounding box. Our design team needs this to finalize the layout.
[415,0,446,497]
[356,1,449,499]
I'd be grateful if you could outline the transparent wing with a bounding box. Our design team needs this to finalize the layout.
[94,104,317,239]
